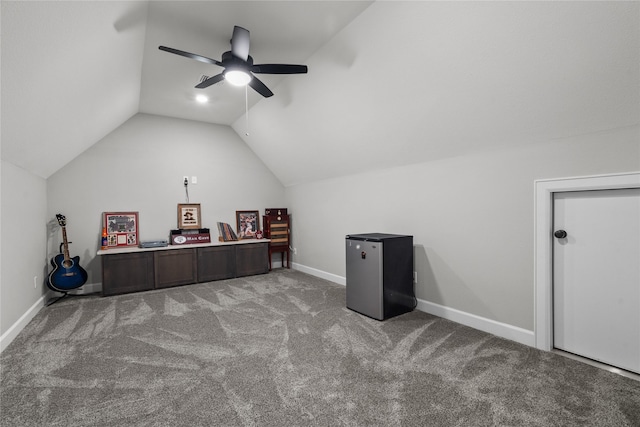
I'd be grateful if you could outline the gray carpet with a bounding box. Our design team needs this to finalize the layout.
[1,269,639,426]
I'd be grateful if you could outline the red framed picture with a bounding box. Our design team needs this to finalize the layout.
[103,212,139,248]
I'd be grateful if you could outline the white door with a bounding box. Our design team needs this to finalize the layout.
[553,188,640,373]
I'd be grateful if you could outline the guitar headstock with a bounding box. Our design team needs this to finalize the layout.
[56,214,66,227]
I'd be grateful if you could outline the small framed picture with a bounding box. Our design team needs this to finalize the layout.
[104,212,139,248]
[178,204,201,229]
[236,210,259,239]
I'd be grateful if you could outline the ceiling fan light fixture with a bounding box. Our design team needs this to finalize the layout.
[160,25,307,98]
[225,69,252,86]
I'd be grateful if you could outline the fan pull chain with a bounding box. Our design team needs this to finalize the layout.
[245,84,250,136]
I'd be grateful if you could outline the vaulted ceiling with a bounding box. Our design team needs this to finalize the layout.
[2,1,638,185]
[2,1,371,179]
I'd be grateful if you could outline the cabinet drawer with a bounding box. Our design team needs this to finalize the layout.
[270,238,289,245]
[197,246,236,282]
[155,249,197,289]
[236,243,268,277]
[102,252,154,296]
[267,223,289,244]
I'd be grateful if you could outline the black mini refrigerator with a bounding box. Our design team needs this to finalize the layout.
[345,233,414,320]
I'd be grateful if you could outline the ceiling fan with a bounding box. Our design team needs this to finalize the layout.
[159,26,308,98]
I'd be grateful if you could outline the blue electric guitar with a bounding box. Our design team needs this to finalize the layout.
[47,214,88,293]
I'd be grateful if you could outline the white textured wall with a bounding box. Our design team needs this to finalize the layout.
[46,113,285,287]
[1,161,48,337]
[285,126,640,331]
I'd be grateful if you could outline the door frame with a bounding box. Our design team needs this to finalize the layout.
[534,172,640,351]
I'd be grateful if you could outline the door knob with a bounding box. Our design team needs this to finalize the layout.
[554,230,567,239]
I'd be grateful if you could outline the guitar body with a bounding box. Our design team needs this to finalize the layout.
[47,214,88,293]
[47,254,88,292]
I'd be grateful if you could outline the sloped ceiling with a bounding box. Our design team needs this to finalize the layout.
[1,1,371,179]
[2,1,149,178]
[2,1,638,184]
[235,1,640,186]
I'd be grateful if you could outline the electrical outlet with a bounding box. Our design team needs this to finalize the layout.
[413,271,417,284]
[183,176,189,184]
[34,276,38,288]
[191,176,198,184]
[293,248,297,255]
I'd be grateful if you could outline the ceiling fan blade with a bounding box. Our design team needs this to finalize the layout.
[159,46,223,67]
[231,26,250,61]
[195,73,225,89]
[248,75,274,98]
[250,64,308,74]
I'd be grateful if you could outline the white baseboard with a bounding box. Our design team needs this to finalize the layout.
[291,262,346,286]
[292,262,535,347]
[416,299,535,347]
[44,282,102,301]
[71,282,102,295]
[1,282,103,354]
[0,295,46,353]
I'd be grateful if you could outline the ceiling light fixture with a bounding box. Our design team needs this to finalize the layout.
[195,94,208,103]
[160,25,307,98]
[225,69,252,86]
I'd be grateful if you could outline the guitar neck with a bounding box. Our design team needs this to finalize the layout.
[61,226,71,262]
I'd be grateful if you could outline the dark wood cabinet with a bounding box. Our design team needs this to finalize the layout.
[236,243,269,277]
[263,214,291,270]
[102,252,154,296]
[100,241,268,296]
[198,245,236,282]
[155,249,197,289]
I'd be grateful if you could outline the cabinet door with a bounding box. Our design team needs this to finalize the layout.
[346,239,383,320]
[102,252,154,296]
[197,246,236,282]
[154,249,197,289]
[236,243,269,277]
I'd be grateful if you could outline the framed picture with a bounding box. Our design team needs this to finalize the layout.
[236,210,259,239]
[178,203,201,229]
[104,212,139,248]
